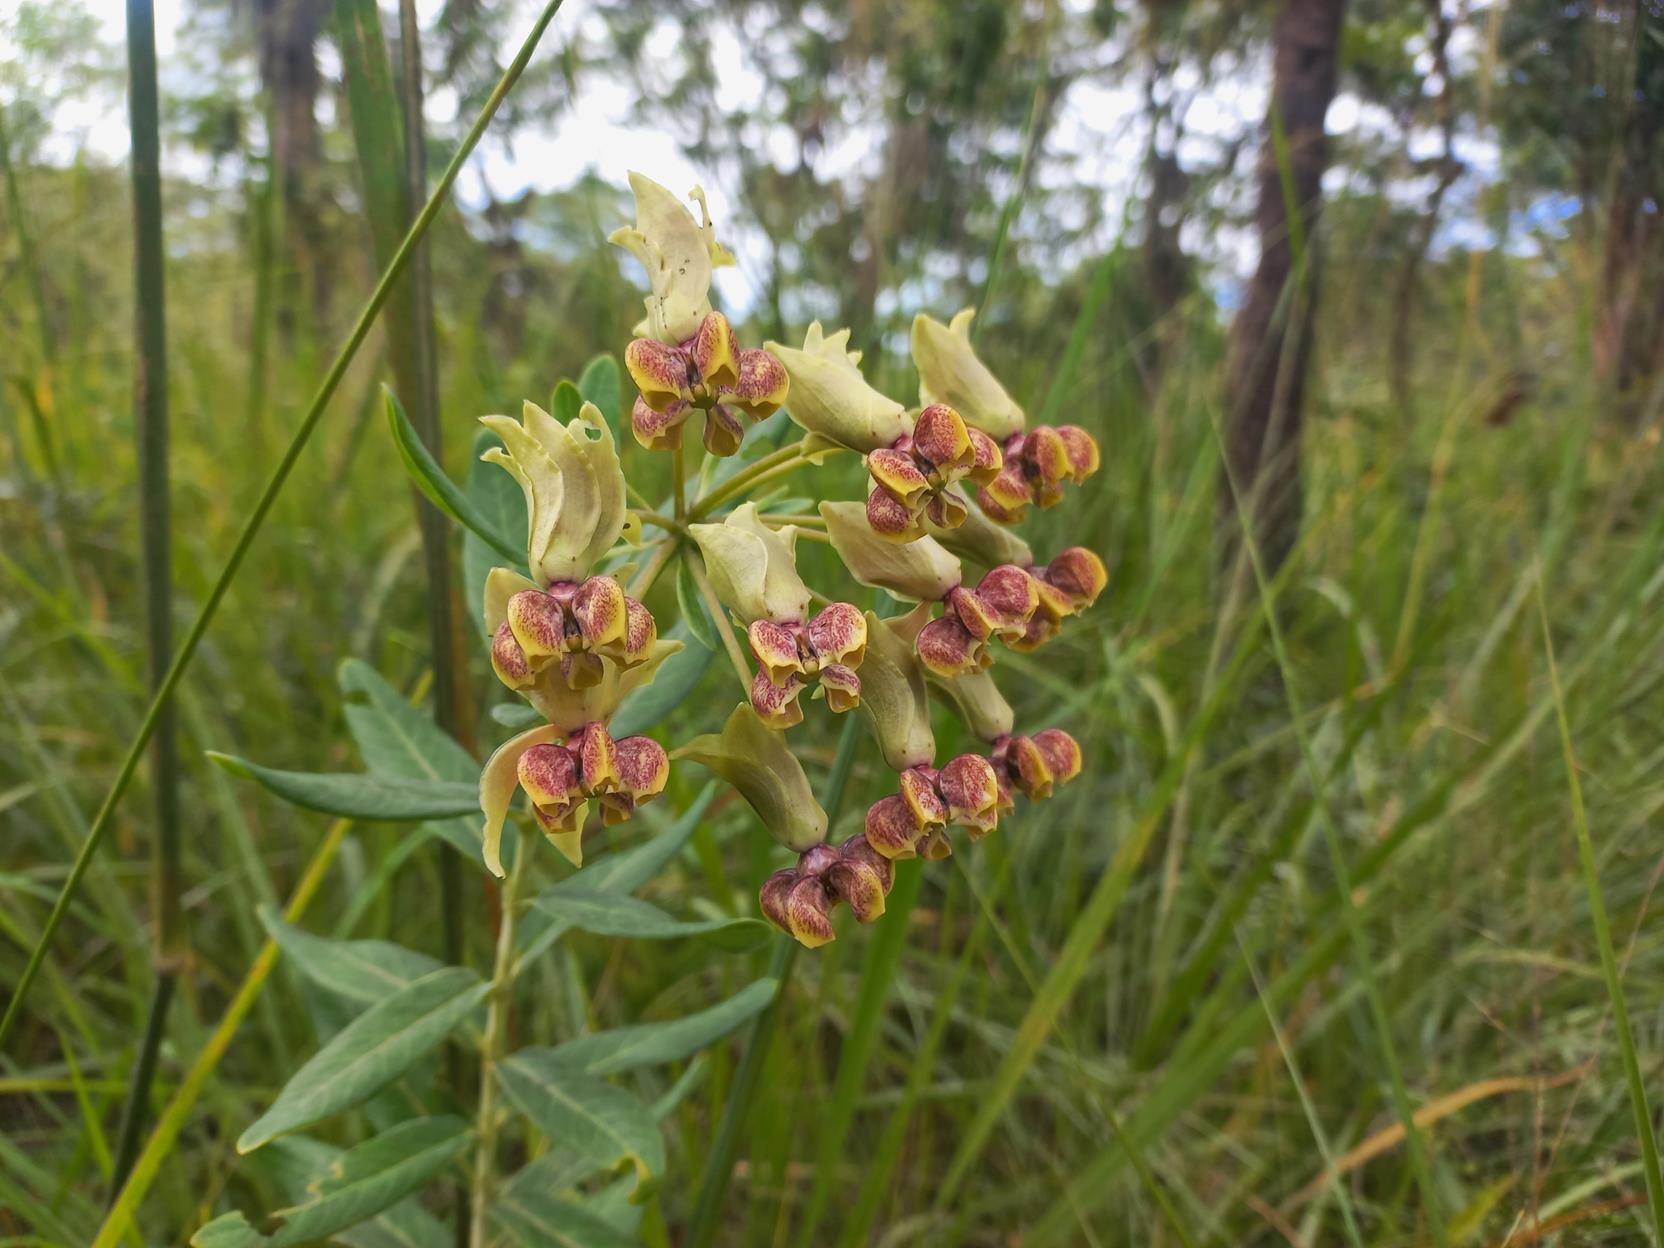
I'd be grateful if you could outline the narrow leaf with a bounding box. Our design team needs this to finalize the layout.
[491,703,542,730]
[494,1188,637,1248]
[191,1213,268,1248]
[531,889,767,950]
[675,559,721,654]
[550,379,583,423]
[577,354,623,439]
[238,968,488,1152]
[385,386,522,564]
[495,1051,664,1196]
[610,620,713,738]
[549,979,778,1075]
[267,1117,471,1246]
[259,909,442,1007]
[208,753,481,821]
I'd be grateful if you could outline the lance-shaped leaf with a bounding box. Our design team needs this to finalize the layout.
[911,308,1025,441]
[532,890,769,951]
[259,909,442,1008]
[496,1050,665,1198]
[386,387,523,564]
[609,622,713,739]
[821,501,962,602]
[548,978,778,1075]
[675,703,828,852]
[238,967,488,1153]
[191,1214,267,1248]
[264,1117,471,1246]
[493,1189,638,1248]
[578,353,624,439]
[207,754,482,821]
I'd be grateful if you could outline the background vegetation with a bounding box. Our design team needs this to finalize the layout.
[4,0,1664,1244]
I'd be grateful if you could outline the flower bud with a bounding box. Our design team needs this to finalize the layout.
[928,501,1035,569]
[676,703,829,852]
[928,667,1016,742]
[479,400,627,585]
[765,322,911,454]
[911,309,1025,441]
[854,608,937,772]
[821,501,963,603]
[991,728,1084,803]
[689,503,811,625]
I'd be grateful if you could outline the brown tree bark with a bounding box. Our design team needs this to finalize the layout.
[1219,0,1346,577]
[256,0,326,333]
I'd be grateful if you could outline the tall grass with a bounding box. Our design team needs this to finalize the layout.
[5,30,1664,1248]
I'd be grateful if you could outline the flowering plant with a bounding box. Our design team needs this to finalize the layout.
[478,172,1105,948]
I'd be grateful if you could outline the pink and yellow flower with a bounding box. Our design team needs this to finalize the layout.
[861,754,1004,862]
[757,834,894,947]
[489,572,657,692]
[864,403,1003,542]
[625,310,790,455]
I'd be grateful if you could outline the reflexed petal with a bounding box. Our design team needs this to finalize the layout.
[865,483,920,541]
[614,735,670,802]
[806,601,867,667]
[631,396,689,451]
[819,663,861,713]
[702,404,747,457]
[981,459,1033,519]
[1029,575,1079,626]
[625,336,693,412]
[917,826,955,860]
[1007,734,1054,800]
[531,799,588,866]
[597,792,637,826]
[898,766,949,826]
[945,585,998,642]
[478,724,561,878]
[690,311,740,390]
[1024,426,1073,487]
[973,564,1041,639]
[1007,611,1062,653]
[491,622,535,690]
[725,347,790,419]
[915,614,986,678]
[1032,728,1082,785]
[507,590,568,660]
[863,794,923,860]
[785,877,836,948]
[518,742,580,808]
[965,427,1003,485]
[747,619,805,685]
[1056,425,1101,481]
[977,483,1026,524]
[911,403,974,478]
[750,669,806,730]
[573,576,628,649]
[1045,547,1108,608]
[937,753,1000,834]
[577,722,621,793]
[759,869,797,932]
[867,448,930,505]
[827,854,887,922]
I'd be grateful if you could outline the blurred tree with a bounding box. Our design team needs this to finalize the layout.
[1220,0,1347,576]
[253,0,328,329]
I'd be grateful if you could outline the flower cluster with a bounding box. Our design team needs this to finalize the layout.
[472,174,1105,946]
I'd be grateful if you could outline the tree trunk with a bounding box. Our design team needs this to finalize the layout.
[1218,0,1346,578]
[256,0,325,334]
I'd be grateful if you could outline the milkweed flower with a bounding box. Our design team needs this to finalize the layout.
[767,324,1001,541]
[689,504,866,729]
[758,834,894,947]
[863,754,1004,861]
[913,309,1101,521]
[613,174,788,455]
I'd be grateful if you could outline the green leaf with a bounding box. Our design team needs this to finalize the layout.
[531,889,768,950]
[338,659,481,862]
[266,1117,471,1246]
[493,1187,638,1248]
[191,1212,268,1248]
[495,1050,664,1196]
[238,968,488,1152]
[259,908,442,1007]
[550,378,583,423]
[610,620,713,739]
[549,978,778,1075]
[385,386,522,565]
[676,558,721,654]
[578,354,623,439]
[491,702,542,730]
[208,754,482,822]
[465,426,529,630]
[251,1137,449,1248]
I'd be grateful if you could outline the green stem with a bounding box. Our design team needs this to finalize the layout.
[684,717,863,1248]
[0,0,569,1053]
[469,832,533,1247]
[686,550,753,692]
[1539,579,1664,1242]
[690,443,811,518]
[109,0,180,1200]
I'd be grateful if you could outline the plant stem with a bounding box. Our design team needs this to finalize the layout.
[636,510,683,532]
[469,831,533,1247]
[1539,578,1664,1242]
[94,818,355,1245]
[109,0,181,1200]
[0,0,569,1053]
[627,539,679,599]
[686,551,753,692]
[685,717,863,1248]
[690,443,811,518]
[673,442,688,523]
